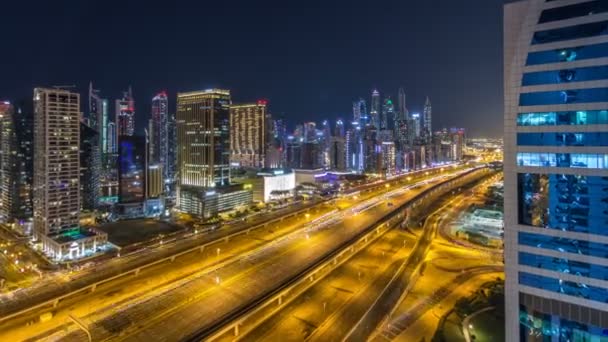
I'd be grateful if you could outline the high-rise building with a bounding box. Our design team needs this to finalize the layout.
[303,122,317,143]
[230,100,268,169]
[0,102,16,222]
[167,112,177,195]
[33,88,105,259]
[504,1,608,340]
[149,91,169,180]
[381,97,395,130]
[423,96,432,138]
[33,88,80,238]
[380,141,396,176]
[176,89,231,216]
[80,121,100,211]
[411,112,421,139]
[116,87,135,137]
[353,98,368,127]
[333,119,345,138]
[118,135,147,205]
[370,89,380,128]
[398,87,408,120]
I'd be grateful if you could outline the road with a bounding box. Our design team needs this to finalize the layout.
[0,167,470,341]
[29,170,471,341]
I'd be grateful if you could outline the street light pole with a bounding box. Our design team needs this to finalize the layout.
[68,314,92,342]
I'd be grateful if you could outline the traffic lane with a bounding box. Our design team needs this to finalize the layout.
[245,229,416,342]
[109,181,439,341]
[0,205,336,341]
[0,200,333,316]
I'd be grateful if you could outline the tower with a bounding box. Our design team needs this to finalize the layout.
[176,89,231,216]
[116,86,135,137]
[33,88,80,240]
[229,100,268,169]
[150,91,169,180]
[422,96,432,138]
[370,89,380,128]
[504,1,608,339]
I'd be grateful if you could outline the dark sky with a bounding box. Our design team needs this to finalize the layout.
[2,0,509,138]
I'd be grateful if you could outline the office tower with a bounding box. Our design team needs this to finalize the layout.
[329,135,346,171]
[303,122,317,143]
[88,82,101,130]
[423,96,432,138]
[167,112,177,193]
[504,1,608,340]
[149,91,169,180]
[353,98,368,126]
[147,164,163,199]
[370,90,380,128]
[0,102,16,222]
[80,122,100,211]
[381,97,395,130]
[176,89,231,216]
[411,113,421,139]
[116,86,135,137]
[380,141,396,176]
[33,88,81,243]
[230,101,268,169]
[449,128,465,162]
[333,119,345,138]
[118,135,147,205]
[398,87,408,120]
[12,100,34,225]
[285,137,301,169]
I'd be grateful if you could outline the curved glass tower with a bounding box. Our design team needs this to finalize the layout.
[504,1,608,340]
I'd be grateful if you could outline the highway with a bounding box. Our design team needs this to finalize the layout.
[0,167,468,341]
[23,168,475,341]
[239,169,493,342]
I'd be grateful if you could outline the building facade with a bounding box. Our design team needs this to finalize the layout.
[116,87,135,137]
[80,121,100,211]
[504,1,608,340]
[33,88,82,249]
[149,91,169,180]
[176,89,231,216]
[229,101,268,169]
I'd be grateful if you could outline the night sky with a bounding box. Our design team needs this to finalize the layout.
[2,0,510,138]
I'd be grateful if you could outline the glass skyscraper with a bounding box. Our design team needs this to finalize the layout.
[504,1,608,340]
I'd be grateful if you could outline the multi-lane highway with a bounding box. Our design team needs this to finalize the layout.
[0,165,471,341]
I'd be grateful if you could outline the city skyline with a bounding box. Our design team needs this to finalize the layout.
[0,0,509,138]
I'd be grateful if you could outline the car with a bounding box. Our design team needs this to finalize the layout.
[387,202,394,207]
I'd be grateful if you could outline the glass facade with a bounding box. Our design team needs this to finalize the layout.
[539,1,608,24]
[519,251,608,281]
[516,152,608,169]
[532,20,608,45]
[520,305,608,341]
[522,65,608,86]
[519,231,608,259]
[519,88,608,106]
[517,132,608,146]
[118,136,146,204]
[517,173,608,235]
[526,42,608,66]
[517,110,608,126]
[519,272,608,303]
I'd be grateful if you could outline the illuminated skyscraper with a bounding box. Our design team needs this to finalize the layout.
[398,87,408,120]
[229,100,268,169]
[504,1,608,339]
[0,102,16,222]
[352,98,368,126]
[381,97,394,130]
[422,96,432,138]
[149,91,169,180]
[116,86,135,137]
[370,89,380,127]
[33,88,80,242]
[411,112,421,138]
[176,89,231,215]
[80,121,100,211]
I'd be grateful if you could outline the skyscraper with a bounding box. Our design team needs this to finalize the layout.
[33,88,81,245]
[149,91,169,180]
[229,100,268,169]
[80,121,100,211]
[397,87,408,120]
[381,97,395,130]
[370,89,380,128]
[504,1,608,340]
[116,86,135,137]
[0,102,16,222]
[353,98,368,127]
[423,96,432,138]
[176,89,231,215]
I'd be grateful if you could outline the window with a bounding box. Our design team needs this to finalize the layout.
[517,110,608,126]
[517,152,608,168]
[517,132,608,146]
[526,42,608,65]
[520,305,608,340]
[517,173,608,235]
[519,232,608,259]
[519,251,608,281]
[532,21,608,45]
[522,65,608,86]
[539,1,608,24]
[519,88,608,106]
[519,272,608,303]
